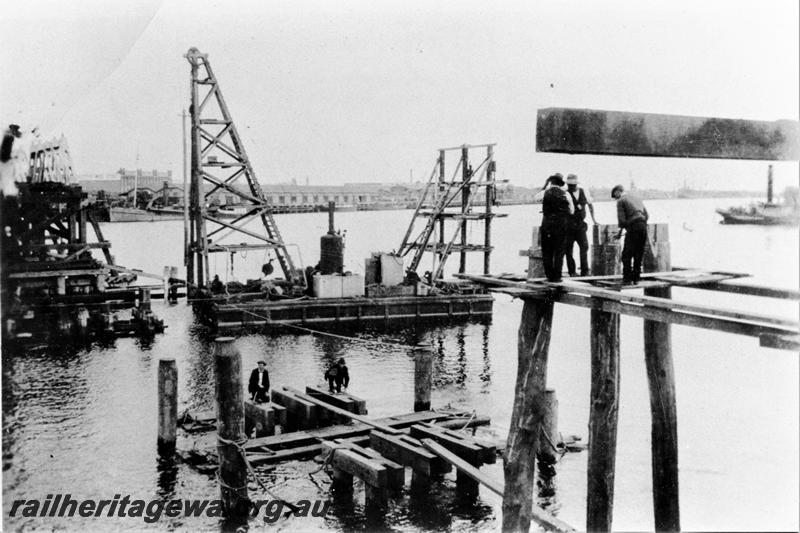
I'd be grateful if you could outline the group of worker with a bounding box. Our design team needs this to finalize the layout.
[535,173,649,285]
[247,358,351,404]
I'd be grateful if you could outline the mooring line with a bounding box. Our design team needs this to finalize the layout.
[230,304,418,350]
[217,434,300,515]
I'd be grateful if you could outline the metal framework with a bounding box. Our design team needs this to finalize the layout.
[184,47,299,289]
[398,144,504,280]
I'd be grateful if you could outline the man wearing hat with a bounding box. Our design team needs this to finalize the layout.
[612,184,649,284]
[564,174,597,277]
[248,360,270,403]
[534,173,574,282]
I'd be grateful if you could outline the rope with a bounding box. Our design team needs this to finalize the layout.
[217,435,300,514]
[231,304,418,350]
[308,443,349,476]
[538,423,568,461]
[457,410,477,432]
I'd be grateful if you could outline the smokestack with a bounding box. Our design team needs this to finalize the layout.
[767,165,774,204]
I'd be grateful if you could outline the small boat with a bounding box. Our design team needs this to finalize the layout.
[715,203,800,225]
[109,207,183,222]
[716,165,800,226]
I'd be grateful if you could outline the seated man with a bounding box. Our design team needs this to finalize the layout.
[248,361,270,403]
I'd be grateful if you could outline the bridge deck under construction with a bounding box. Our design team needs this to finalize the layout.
[456,268,800,351]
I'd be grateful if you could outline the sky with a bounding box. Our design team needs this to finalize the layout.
[1,0,798,191]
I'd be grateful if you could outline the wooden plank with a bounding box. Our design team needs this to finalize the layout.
[223,415,491,466]
[558,292,797,341]
[692,281,800,300]
[269,402,287,427]
[243,410,446,451]
[556,280,796,329]
[458,273,798,332]
[305,386,367,414]
[7,269,107,279]
[320,440,388,488]
[283,386,401,435]
[760,333,800,351]
[335,440,405,490]
[270,388,318,431]
[370,431,444,476]
[244,400,275,437]
[536,107,800,161]
[421,439,576,533]
[409,424,488,465]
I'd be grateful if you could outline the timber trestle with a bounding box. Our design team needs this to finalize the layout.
[463,222,799,532]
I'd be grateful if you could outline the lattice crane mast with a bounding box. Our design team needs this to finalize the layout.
[184,47,300,291]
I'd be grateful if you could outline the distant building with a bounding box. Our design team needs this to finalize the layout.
[118,168,172,192]
[76,173,542,210]
[77,168,173,198]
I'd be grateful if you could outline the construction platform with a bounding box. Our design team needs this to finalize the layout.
[177,385,491,469]
[193,292,494,333]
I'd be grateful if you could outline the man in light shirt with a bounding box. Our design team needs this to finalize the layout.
[564,174,597,277]
[248,360,270,403]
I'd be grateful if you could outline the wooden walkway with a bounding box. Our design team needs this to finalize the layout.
[456,269,800,350]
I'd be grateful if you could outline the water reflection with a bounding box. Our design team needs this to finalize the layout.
[156,455,178,498]
[431,323,493,391]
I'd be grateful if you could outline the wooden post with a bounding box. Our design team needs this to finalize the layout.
[100,302,114,333]
[214,337,249,519]
[437,150,446,278]
[413,343,433,412]
[459,146,470,274]
[591,225,622,277]
[524,226,546,279]
[502,296,554,533]
[158,359,178,454]
[537,388,559,464]
[75,307,89,337]
[643,225,680,531]
[586,232,621,532]
[140,287,152,313]
[331,467,353,493]
[484,145,494,275]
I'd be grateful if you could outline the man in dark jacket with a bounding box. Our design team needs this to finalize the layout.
[325,358,350,393]
[248,361,270,403]
[335,358,350,392]
[612,184,649,284]
[534,174,574,282]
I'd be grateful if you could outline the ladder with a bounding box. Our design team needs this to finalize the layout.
[398,144,501,279]
[185,48,299,289]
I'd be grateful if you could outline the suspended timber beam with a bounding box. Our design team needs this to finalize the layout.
[536,107,800,160]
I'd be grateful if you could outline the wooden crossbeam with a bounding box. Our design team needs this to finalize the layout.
[283,386,401,435]
[692,281,800,300]
[370,431,450,476]
[420,439,576,533]
[558,280,798,329]
[458,273,798,333]
[409,424,495,464]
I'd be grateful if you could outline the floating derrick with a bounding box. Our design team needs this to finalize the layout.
[1,134,165,342]
[183,49,495,334]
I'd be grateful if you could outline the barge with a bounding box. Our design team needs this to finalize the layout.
[183,48,499,334]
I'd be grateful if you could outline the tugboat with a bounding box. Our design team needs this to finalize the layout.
[716,165,800,225]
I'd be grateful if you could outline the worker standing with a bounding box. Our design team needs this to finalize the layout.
[564,174,597,277]
[534,174,574,282]
[612,184,649,284]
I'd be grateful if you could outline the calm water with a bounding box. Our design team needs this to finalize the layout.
[3,197,798,532]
